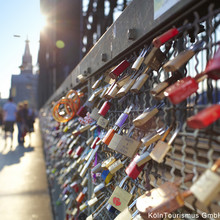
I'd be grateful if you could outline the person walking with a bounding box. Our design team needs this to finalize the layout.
[16,102,25,145]
[3,97,17,148]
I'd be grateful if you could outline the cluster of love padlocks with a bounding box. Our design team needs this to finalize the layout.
[50,25,220,220]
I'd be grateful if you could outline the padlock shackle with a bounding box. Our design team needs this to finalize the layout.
[92,197,109,218]
[194,71,208,83]
[128,198,137,209]
[161,125,173,142]
[180,189,193,199]
[130,185,136,195]
[119,175,130,187]
[211,158,220,172]
[168,122,181,145]
[176,173,194,187]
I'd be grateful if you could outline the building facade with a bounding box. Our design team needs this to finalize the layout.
[10,39,38,109]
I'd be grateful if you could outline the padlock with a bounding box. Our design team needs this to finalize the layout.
[133,144,155,167]
[130,67,151,93]
[164,72,209,105]
[90,124,97,132]
[187,104,220,129]
[90,136,100,149]
[91,163,102,174]
[190,158,220,206]
[77,105,88,118]
[108,157,129,174]
[143,47,158,67]
[125,147,154,179]
[163,41,204,72]
[141,127,166,147]
[136,174,194,219]
[79,124,91,133]
[104,82,121,99]
[148,49,166,71]
[109,60,130,79]
[100,85,110,98]
[102,128,116,145]
[97,116,109,128]
[70,181,80,193]
[73,146,84,159]
[68,136,80,150]
[132,48,148,70]
[88,87,104,102]
[98,100,111,116]
[150,71,182,98]
[76,187,88,204]
[92,75,104,90]
[88,193,105,207]
[115,105,133,129]
[79,201,88,211]
[152,26,185,48]
[102,106,133,145]
[114,199,141,220]
[86,198,109,220]
[108,175,136,212]
[108,126,141,158]
[150,123,180,163]
[81,175,89,187]
[86,136,94,145]
[133,103,165,128]
[93,182,106,196]
[116,70,141,98]
[101,156,117,169]
[204,46,220,80]
[77,164,84,173]
[80,145,100,178]
[101,169,114,184]
[90,107,100,121]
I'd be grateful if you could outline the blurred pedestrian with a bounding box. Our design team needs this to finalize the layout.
[0,107,3,134]
[3,97,17,148]
[27,108,36,133]
[16,102,25,145]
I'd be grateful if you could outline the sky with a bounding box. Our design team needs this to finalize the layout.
[0,0,45,99]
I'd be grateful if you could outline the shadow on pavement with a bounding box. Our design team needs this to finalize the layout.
[0,145,34,172]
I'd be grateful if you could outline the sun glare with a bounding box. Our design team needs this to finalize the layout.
[39,13,48,31]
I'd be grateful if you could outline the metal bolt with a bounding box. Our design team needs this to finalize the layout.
[127,28,136,40]
[101,53,107,62]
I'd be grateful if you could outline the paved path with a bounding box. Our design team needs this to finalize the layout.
[0,119,53,220]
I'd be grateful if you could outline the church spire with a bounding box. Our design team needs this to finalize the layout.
[19,37,33,74]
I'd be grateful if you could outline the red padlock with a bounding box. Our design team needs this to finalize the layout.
[67,148,73,156]
[164,72,207,105]
[187,104,220,129]
[109,60,130,79]
[77,105,87,117]
[98,101,111,116]
[70,181,80,193]
[204,46,220,80]
[153,28,179,48]
[90,136,100,149]
[74,146,84,157]
[125,156,147,179]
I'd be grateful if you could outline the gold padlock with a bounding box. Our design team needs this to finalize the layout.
[141,127,166,147]
[92,75,104,90]
[108,126,141,158]
[163,41,204,72]
[150,124,179,163]
[190,158,220,206]
[108,176,136,212]
[130,67,150,93]
[133,103,164,128]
